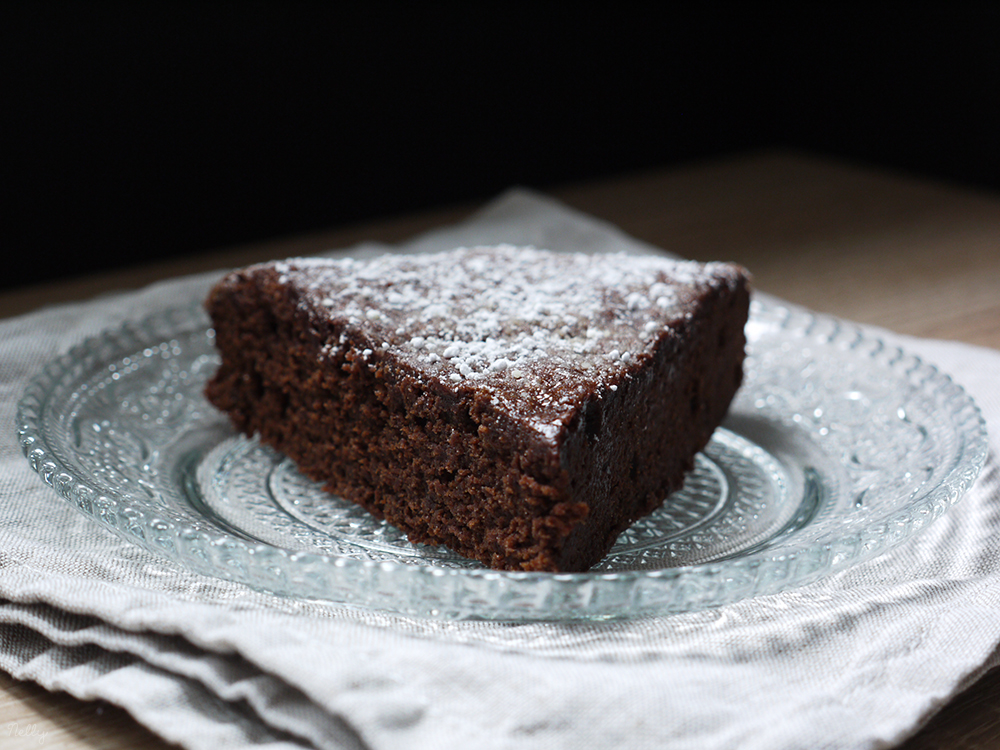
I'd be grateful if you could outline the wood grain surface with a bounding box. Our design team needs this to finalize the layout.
[1,151,998,749]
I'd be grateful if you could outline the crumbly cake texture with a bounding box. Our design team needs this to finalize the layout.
[204,245,750,572]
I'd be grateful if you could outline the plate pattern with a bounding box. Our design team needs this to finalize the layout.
[17,301,988,620]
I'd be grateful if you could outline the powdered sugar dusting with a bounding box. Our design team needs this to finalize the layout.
[264,246,744,423]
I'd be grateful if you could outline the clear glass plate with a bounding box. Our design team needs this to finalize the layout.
[17,299,988,621]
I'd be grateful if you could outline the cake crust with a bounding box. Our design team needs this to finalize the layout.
[204,246,750,572]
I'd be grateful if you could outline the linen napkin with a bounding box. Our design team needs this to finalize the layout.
[2,190,999,750]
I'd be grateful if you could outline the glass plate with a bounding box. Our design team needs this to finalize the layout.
[17,299,988,621]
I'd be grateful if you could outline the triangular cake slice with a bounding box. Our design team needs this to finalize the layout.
[205,246,750,572]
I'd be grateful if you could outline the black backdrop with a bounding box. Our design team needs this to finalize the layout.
[5,3,1000,290]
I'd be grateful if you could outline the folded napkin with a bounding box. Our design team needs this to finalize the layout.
[2,190,999,750]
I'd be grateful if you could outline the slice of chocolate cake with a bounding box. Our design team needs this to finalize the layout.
[204,246,750,572]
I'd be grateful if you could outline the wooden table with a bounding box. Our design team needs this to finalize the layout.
[1,151,998,748]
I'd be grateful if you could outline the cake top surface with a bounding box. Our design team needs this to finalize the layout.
[256,246,746,438]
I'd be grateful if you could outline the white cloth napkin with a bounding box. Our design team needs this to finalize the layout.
[1,190,999,750]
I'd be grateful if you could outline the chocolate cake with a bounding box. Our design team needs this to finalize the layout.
[204,246,750,572]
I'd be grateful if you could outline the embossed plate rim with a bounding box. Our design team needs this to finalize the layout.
[16,299,989,620]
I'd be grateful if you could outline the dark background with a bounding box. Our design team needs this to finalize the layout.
[5,2,1000,291]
